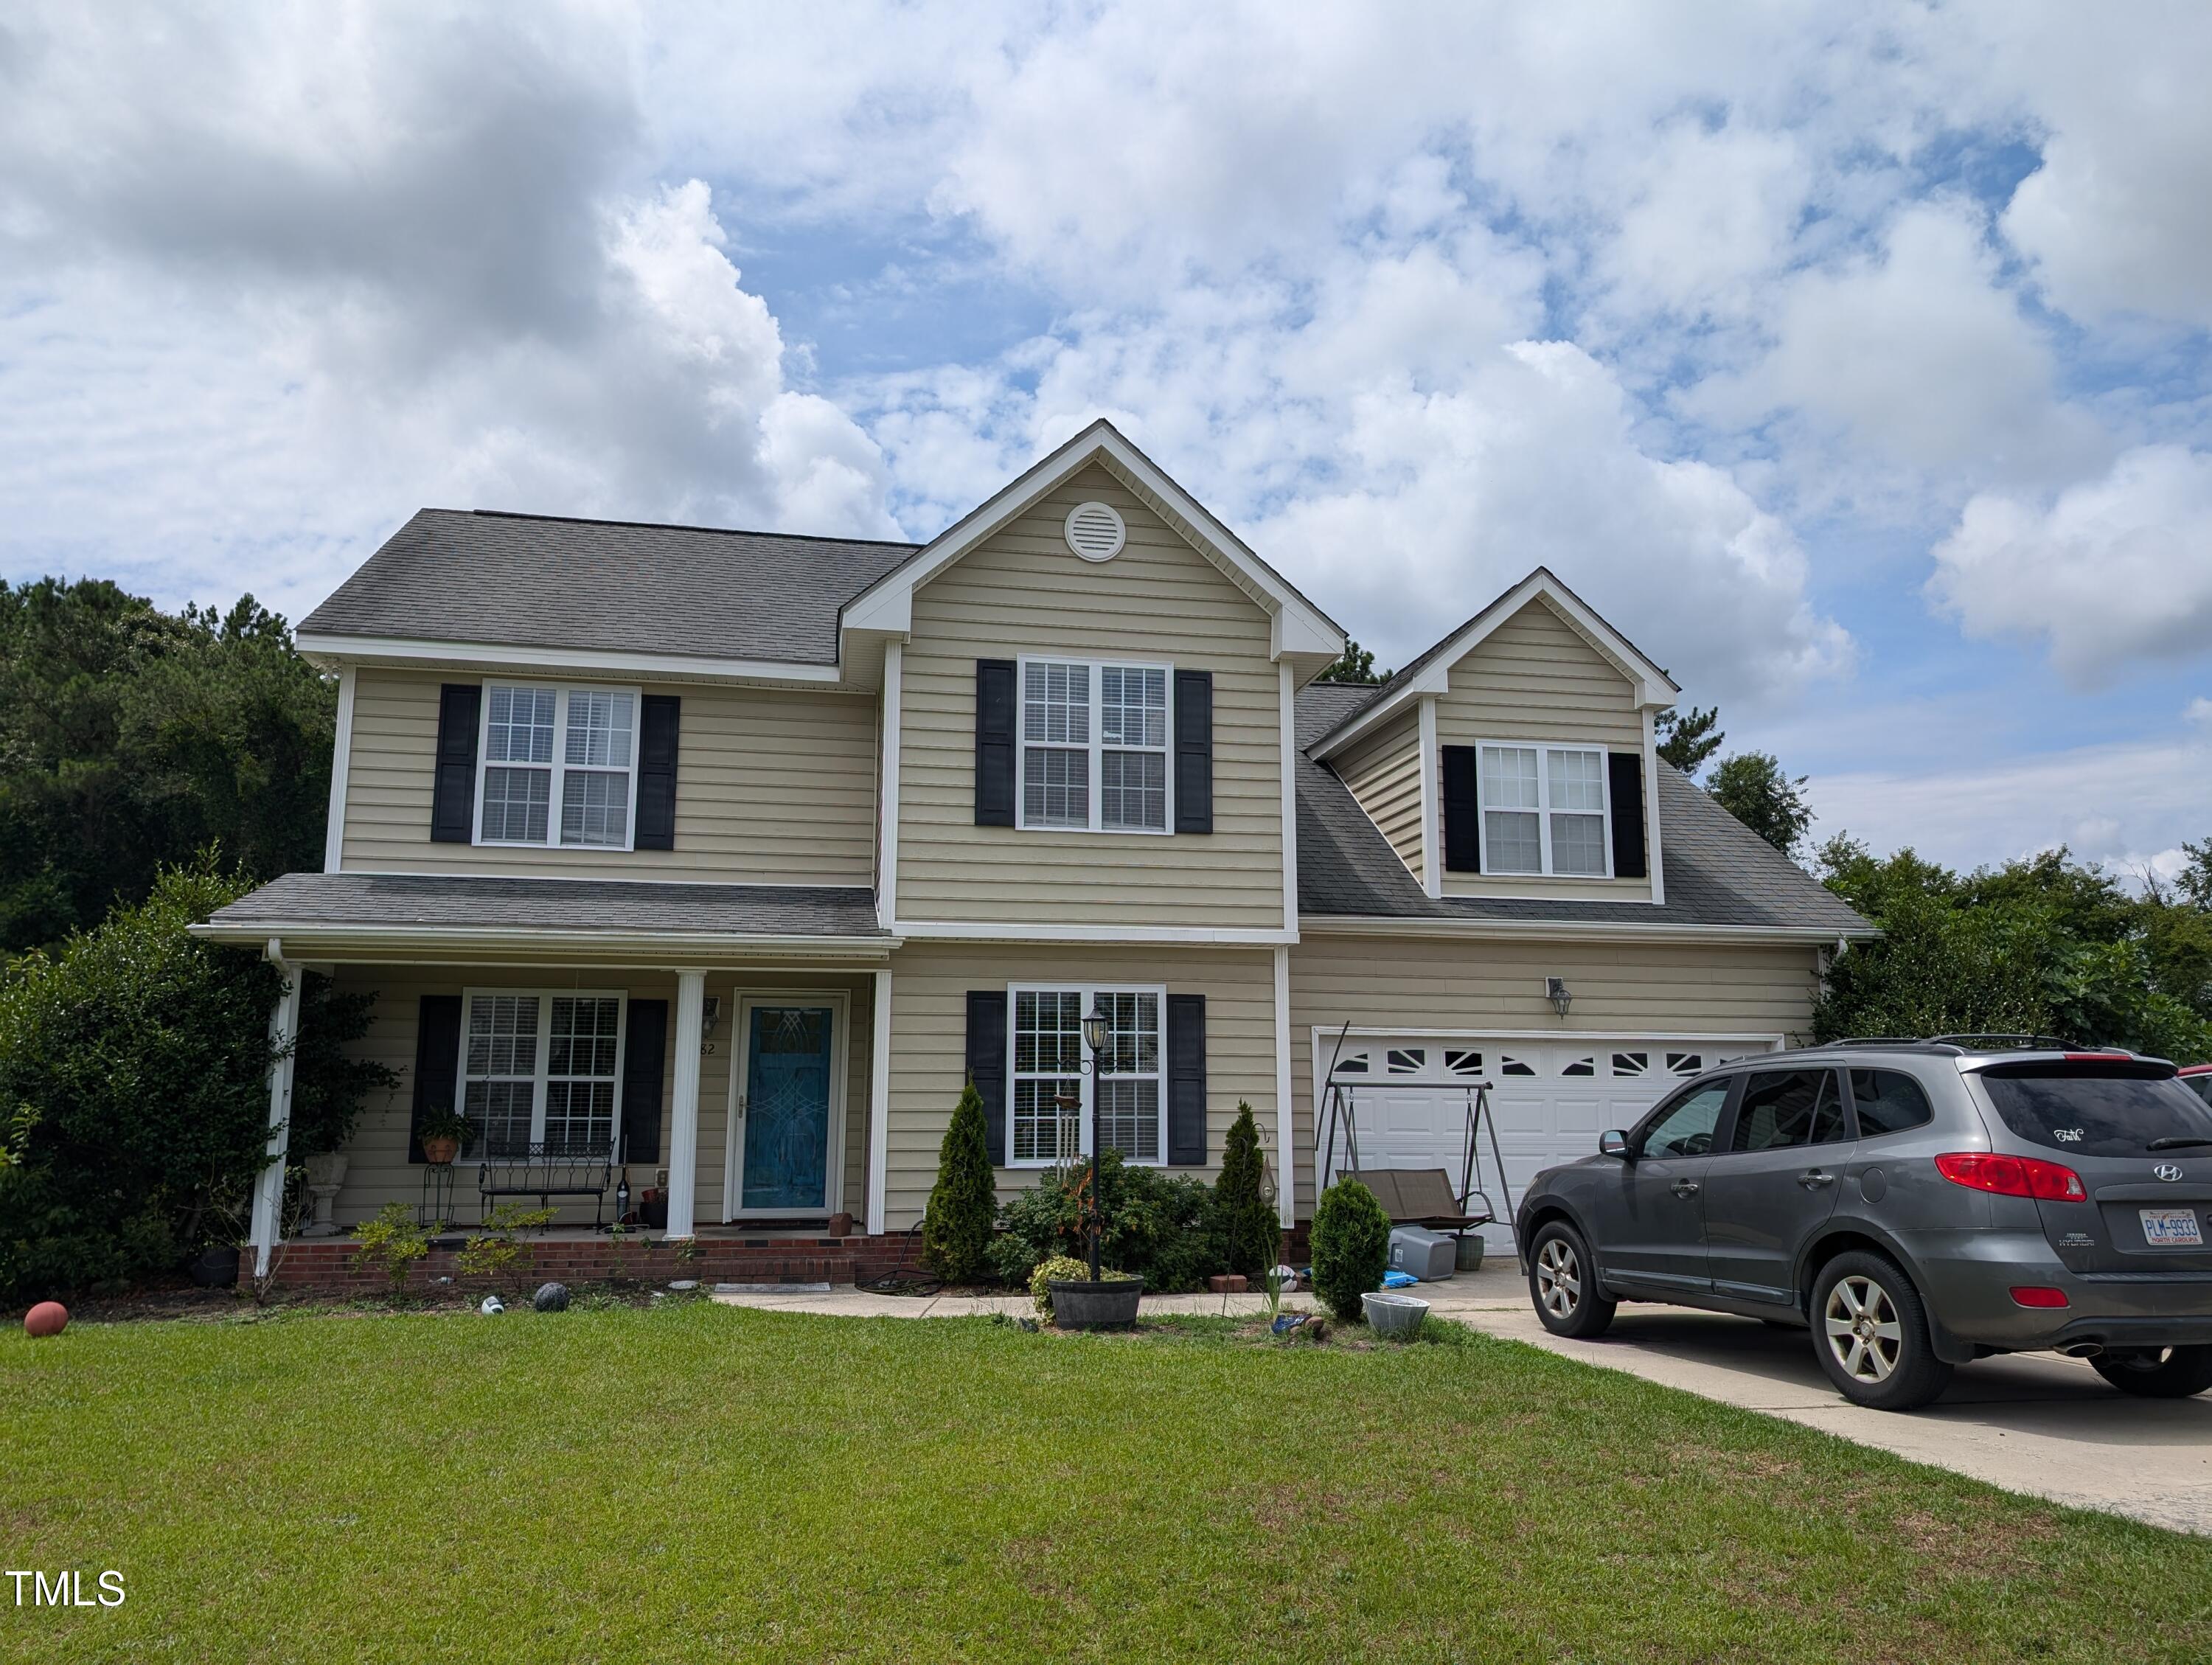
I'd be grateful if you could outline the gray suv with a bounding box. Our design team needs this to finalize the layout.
[1514,1039,2212,1411]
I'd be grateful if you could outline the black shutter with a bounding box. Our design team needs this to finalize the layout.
[636,695,681,851]
[1173,670,1214,834]
[974,659,1016,827]
[1166,993,1208,1165]
[621,999,668,1164]
[430,684,481,843]
[1441,744,1481,872]
[408,995,464,1164]
[966,990,1008,1165]
[1608,751,1648,880]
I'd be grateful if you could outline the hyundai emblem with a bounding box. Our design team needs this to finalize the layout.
[2154,1163,2185,1181]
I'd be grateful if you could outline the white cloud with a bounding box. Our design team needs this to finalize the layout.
[1927,445,2212,688]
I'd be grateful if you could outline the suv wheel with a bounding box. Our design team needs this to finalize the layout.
[1811,1251,1953,1412]
[2091,1345,2212,1398]
[1527,1220,1615,1340]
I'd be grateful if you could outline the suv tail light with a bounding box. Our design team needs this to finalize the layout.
[2010,1286,2070,1308]
[1935,1151,2088,1201]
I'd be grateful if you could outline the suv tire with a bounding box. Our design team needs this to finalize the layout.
[2091,1345,2212,1398]
[1811,1251,1953,1412]
[1527,1220,1615,1340]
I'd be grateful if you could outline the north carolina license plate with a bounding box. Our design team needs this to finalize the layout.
[2140,1208,2204,1247]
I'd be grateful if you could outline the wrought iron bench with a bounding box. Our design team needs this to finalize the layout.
[477,1142,618,1228]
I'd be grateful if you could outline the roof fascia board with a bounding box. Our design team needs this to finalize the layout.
[187,920,897,961]
[1298,914,1876,945]
[1311,571,1681,759]
[839,420,1343,658]
[296,633,848,687]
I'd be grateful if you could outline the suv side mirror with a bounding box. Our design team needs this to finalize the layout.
[1599,1130,1632,1158]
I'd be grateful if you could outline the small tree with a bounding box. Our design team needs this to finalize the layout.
[1655,705,1725,777]
[922,1079,997,1285]
[1310,1177,1390,1323]
[1708,751,1813,858]
[1212,1102,1276,1279]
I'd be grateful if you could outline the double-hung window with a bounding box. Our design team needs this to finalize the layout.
[1018,656,1170,832]
[1007,984,1166,1165]
[459,989,626,1157]
[478,684,640,849]
[1478,743,1611,877]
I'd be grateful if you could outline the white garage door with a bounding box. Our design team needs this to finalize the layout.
[1314,1035,1770,1248]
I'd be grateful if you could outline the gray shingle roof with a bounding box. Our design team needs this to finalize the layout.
[300,510,919,664]
[205,872,886,938]
[1294,686,1869,933]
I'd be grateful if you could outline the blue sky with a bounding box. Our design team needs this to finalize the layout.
[1,2,2207,879]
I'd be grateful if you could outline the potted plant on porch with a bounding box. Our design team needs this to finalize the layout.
[1047,1002,1146,1330]
[417,1108,469,1167]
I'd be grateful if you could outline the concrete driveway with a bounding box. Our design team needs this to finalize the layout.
[1419,1267,2212,1535]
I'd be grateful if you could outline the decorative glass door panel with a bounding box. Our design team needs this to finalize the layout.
[739,1004,835,1213]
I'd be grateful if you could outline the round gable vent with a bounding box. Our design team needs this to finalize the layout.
[1063,501,1127,561]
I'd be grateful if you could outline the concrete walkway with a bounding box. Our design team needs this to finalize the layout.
[712,1265,2212,1534]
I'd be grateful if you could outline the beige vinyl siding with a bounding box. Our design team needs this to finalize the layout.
[1334,712,1424,883]
[896,465,1285,930]
[1433,598,1652,901]
[880,942,1276,1228]
[323,967,872,1229]
[339,669,880,884]
[1285,934,1821,1216]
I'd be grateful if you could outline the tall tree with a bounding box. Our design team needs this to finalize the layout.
[1315,639,1391,685]
[0,580,334,952]
[1655,704,1725,776]
[1708,751,1813,858]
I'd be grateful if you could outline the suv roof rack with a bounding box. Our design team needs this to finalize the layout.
[1926,1033,2082,1052]
[1806,1037,1943,1050]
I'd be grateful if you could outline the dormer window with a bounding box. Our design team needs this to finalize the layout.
[477,683,639,849]
[1478,743,1610,877]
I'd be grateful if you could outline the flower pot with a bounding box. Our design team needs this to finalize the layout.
[1207,1274,1248,1293]
[302,1151,349,1189]
[1048,1278,1144,1330]
[188,1245,240,1288]
[420,1136,460,1166]
[1360,1290,1430,1337]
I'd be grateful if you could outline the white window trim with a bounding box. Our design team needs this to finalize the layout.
[1472,737,1613,880]
[723,989,852,1221]
[453,987,630,1155]
[1012,653,1175,836]
[1005,980,1170,1168]
[473,681,644,852]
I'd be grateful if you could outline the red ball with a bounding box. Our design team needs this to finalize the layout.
[24,1301,68,1338]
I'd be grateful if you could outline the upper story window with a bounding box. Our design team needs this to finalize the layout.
[478,684,639,849]
[1478,743,1610,877]
[1018,656,1170,834]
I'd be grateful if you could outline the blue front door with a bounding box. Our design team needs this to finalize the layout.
[741,1004,834,1212]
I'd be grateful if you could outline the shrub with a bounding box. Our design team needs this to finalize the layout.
[455,1203,555,1287]
[990,1149,1214,1292]
[350,1202,429,1293]
[922,1080,998,1285]
[1028,1253,1136,1318]
[1213,1102,1276,1279]
[1311,1178,1390,1322]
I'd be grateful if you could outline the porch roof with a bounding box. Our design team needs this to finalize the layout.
[192,872,893,964]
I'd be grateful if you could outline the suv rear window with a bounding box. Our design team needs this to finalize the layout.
[1978,1066,2212,1158]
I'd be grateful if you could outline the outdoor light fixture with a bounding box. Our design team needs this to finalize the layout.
[1545,977,1573,1018]
[1079,1002,1112,1282]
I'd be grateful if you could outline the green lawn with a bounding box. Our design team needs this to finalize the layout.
[3,1303,2209,1663]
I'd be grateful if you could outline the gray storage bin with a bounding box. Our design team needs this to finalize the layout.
[1388,1225,1457,1282]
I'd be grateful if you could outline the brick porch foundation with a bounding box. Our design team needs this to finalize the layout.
[260,1233,928,1295]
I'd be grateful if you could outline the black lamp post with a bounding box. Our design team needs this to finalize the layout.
[1080,1001,1110,1282]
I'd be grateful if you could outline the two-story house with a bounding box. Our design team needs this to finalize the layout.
[195,420,1868,1279]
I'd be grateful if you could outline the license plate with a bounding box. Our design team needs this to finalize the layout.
[2140,1207,2204,1248]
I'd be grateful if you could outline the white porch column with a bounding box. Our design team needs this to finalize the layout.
[664,971,706,1239]
[866,968,893,1235]
[1273,945,1295,1229]
[248,940,303,1277]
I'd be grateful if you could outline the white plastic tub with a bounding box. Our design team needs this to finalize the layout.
[1360,1290,1431,1337]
